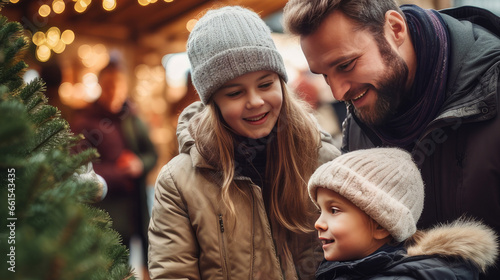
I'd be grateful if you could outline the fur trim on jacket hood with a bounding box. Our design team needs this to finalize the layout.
[407,218,498,273]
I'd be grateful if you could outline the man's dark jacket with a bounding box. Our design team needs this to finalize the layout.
[341,6,500,279]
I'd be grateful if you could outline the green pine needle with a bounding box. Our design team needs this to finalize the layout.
[0,11,135,280]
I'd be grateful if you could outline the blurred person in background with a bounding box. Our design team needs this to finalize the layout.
[72,60,158,280]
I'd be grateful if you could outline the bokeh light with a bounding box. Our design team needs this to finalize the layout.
[186,19,197,32]
[61,30,75,44]
[39,4,51,17]
[103,0,117,11]
[36,45,52,62]
[52,0,66,14]
[32,31,46,46]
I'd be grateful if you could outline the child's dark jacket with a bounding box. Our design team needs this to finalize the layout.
[316,219,498,280]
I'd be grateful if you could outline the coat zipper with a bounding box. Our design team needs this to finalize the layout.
[249,187,255,280]
[219,214,230,279]
[219,214,225,233]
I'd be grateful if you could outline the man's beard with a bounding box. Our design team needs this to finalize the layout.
[352,39,409,126]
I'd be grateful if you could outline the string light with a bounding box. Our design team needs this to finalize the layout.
[37,45,51,62]
[32,31,46,46]
[74,0,91,13]
[24,0,176,61]
[61,30,75,44]
[52,0,66,14]
[78,44,92,60]
[39,4,51,17]
[34,28,75,62]
[138,0,149,6]
[138,0,173,6]
[103,0,117,11]
[186,19,197,32]
[46,27,60,47]
[74,2,86,13]
[52,40,66,54]
[78,44,109,68]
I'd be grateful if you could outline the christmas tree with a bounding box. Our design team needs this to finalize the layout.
[0,4,135,279]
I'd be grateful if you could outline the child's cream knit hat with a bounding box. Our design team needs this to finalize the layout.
[308,148,424,242]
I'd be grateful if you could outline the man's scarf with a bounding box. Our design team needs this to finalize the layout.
[371,5,450,149]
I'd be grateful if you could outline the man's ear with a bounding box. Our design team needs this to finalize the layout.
[373,223,391,240]
[384,10,408,47]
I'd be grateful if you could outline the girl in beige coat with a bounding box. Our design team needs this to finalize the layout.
[148,6,340,280]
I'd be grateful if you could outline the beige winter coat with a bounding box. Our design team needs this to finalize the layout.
[148,102,340,279]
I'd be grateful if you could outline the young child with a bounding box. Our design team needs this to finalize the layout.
[148,6,340,280]
[308,148,498,279]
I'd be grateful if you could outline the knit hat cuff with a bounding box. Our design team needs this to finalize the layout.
[191,46,288,104]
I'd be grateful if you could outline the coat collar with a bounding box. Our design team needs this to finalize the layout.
[315,243,406,279]
[406,218,498,273]
[316,219,498,278]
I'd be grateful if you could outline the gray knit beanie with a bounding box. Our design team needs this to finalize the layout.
[187,6,288,104]
[308,148,424,242]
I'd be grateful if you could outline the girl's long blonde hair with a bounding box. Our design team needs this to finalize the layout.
[189,79,321,233]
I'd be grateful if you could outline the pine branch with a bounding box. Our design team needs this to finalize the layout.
[31,119,72,153]
[0,100,32,158]
[0,11,135,280]
[0,59,28,86]
[19,77,46,104]
[28,104,59,125]
[0,39,27,73]
[20,78,46,111]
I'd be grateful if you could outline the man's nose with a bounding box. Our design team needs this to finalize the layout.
[326,75,350,101]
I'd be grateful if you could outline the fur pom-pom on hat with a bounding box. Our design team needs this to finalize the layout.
[308,148,425,242]
[187,6,288,104]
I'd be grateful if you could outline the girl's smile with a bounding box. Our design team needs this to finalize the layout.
[243,112,269,124]
[213,70,283,139]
